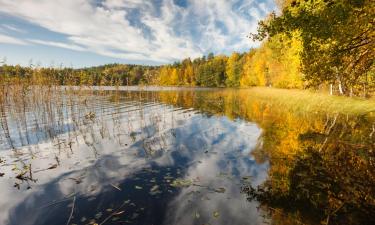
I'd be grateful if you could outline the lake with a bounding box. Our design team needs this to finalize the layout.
[0,87,374,225]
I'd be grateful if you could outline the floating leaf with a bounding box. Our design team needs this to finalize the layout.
[134,185,143,190]
[150,185,159,191]
[213,211,220,218]
[214,187,226,193]
[149,185,161,195]
[68,177,82,184]
[113,211,125,216]
[170,179,192,187]
[110,183,122,191]
[195,211,200,219]
[84,112,96,120]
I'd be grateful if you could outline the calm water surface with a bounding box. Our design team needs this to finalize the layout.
[0,88,373,225]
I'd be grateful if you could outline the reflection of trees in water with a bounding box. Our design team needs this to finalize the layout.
[1,89,267,225]
[152,90,375,225]
[1,88,374,224]
[244,111,374,225]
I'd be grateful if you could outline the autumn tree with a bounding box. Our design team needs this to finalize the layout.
[225,52,243,87]
[252,0,375,95]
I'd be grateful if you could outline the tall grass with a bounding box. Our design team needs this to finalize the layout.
[243,87,375,116]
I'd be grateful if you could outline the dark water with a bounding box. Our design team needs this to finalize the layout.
[0,88,374,225]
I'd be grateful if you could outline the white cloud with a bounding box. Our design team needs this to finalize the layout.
[27,39,86,51]
[0,33,27,45]
[2,24,25,33]
[0,0,275,63]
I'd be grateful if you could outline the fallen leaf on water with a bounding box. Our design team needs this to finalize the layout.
[213,211,220,218]
[113,210,125,216]
[15,172,27,180]
[47,164,58,170]
[110,183,122,191]
[214,187,226,193]
[68,177,82,184]
[84,112,96,120]
[134,185,143,190]
[170,179,192,188]
[195,211,200,219]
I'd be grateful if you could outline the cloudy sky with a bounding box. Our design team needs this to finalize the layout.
[0,0,275,67]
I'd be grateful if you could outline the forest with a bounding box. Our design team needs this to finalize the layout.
[1,0,374,97]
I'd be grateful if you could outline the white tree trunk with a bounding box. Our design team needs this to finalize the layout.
[330,84,333,95]
[338,82,344,95]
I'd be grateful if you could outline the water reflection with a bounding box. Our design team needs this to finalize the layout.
[0,89,268,225]
[0,88,374,225]
[152,90,375,225]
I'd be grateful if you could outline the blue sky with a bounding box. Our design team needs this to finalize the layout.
[0,0,276,68]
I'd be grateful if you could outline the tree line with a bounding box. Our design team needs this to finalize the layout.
[0,0,373,96]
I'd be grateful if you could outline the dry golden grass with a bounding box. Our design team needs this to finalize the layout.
[242,87,375,116]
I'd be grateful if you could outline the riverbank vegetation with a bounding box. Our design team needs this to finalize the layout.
[1,0,373,97]
[241,87,375,115]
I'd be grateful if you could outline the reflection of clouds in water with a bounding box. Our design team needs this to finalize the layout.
[7,153,149,225]
[0,95,267,225]
[0,101,161,224]
[164,116,267,225]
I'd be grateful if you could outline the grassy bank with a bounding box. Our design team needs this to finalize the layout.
[242,87,375,116]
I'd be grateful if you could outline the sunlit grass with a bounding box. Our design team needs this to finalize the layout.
[243,87,375,116]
